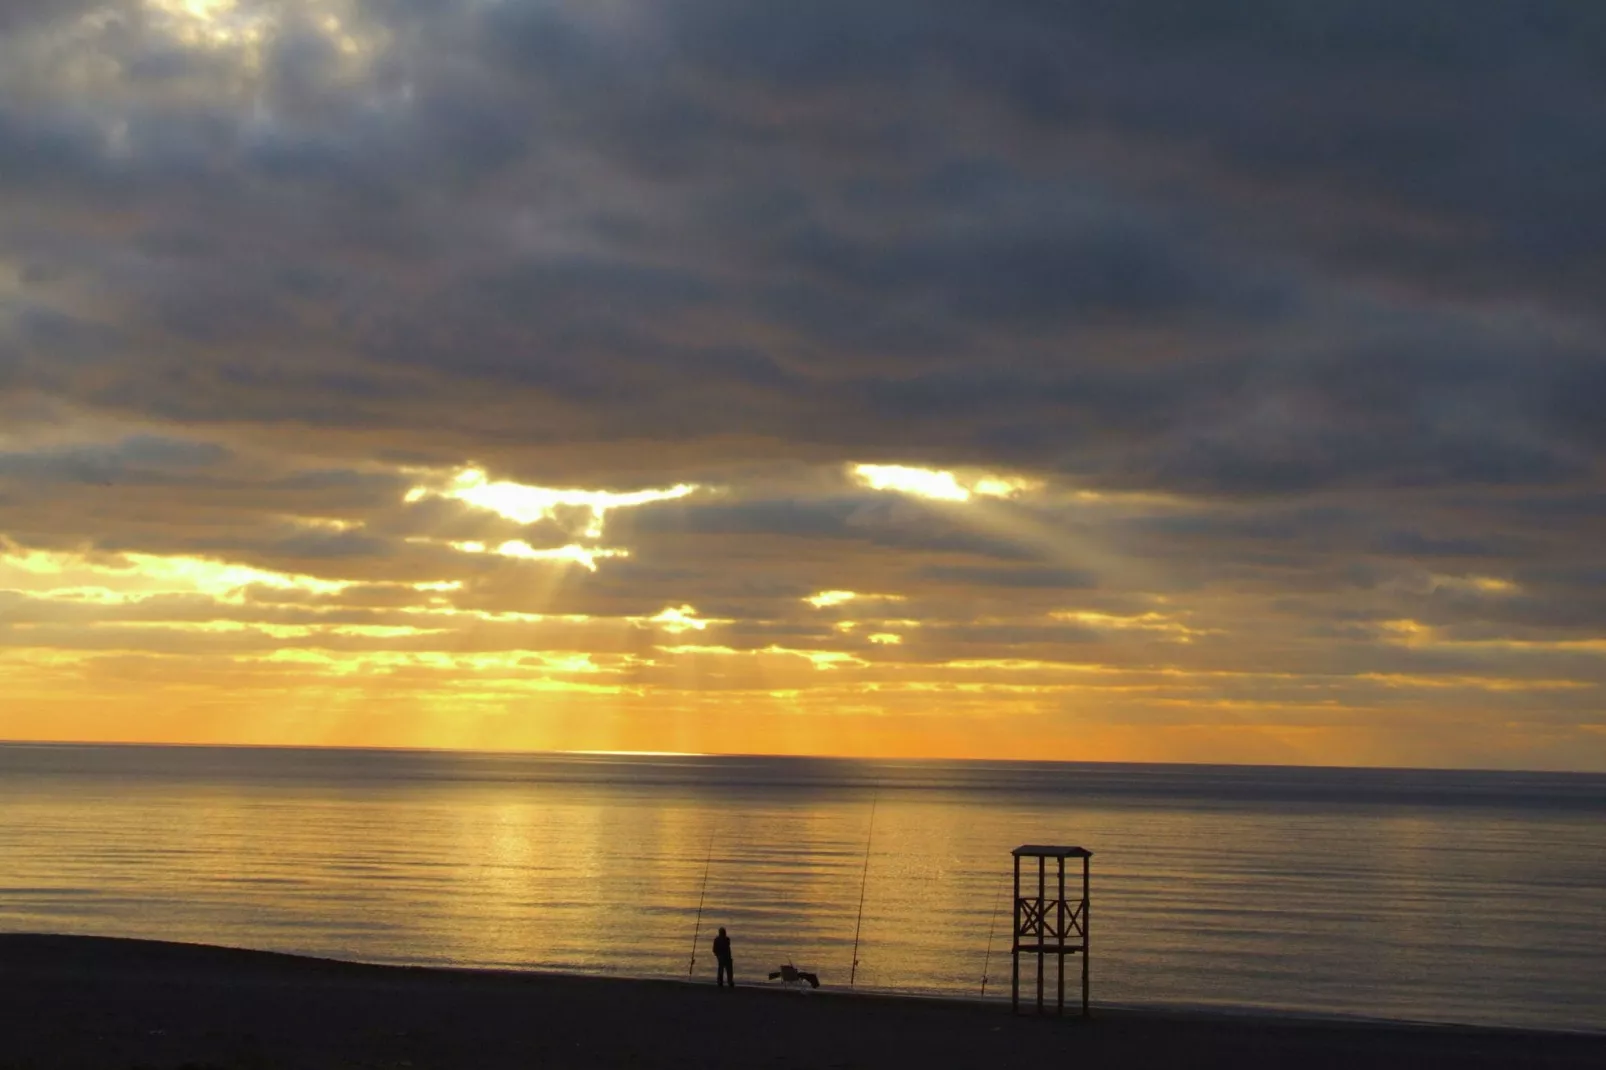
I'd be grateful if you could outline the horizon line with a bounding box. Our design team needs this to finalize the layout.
[1,737,1602,778]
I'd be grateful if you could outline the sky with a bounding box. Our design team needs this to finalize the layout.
[1,1,1604,769]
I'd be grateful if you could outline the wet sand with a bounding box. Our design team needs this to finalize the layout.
[0,934,1599,1069]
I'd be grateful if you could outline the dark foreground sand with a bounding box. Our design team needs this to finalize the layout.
[1,935,1600,1069]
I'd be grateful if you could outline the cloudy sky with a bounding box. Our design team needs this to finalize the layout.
[2,1,1603,768]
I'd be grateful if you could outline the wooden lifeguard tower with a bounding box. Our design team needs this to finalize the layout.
[1011,844,1091,1017]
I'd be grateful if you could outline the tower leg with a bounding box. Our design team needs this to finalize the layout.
[1057,857,1066,1016]
[1082,854,1091,1019]
[1011,855,1021,1014]
[1036,856,1045,1015]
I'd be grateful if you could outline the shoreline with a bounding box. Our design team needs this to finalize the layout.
[2,934,1601,1069]
[15,932,1597,1038]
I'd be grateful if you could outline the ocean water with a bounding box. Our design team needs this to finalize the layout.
[0,743,1601,1031]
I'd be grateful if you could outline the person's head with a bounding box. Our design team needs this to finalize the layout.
[718,927,727,936]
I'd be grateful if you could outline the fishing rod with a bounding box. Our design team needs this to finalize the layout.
[687,834,715,977]
[848,792,877,989]
[979,875,1005,998]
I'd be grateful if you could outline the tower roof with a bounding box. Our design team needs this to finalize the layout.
[1011,844,1091,858]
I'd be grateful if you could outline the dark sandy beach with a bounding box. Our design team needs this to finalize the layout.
[0,934,1599,1069]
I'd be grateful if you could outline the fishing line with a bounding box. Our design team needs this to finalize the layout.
[848,792,877,989]
[687,833,715,977]
[979,875,1006,998]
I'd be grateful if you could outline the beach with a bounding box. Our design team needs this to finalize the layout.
[1,935,1599,1070]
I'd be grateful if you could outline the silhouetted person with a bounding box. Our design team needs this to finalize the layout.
[713,926,734,988]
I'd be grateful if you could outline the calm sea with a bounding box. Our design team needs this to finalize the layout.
[0,743,1601,1031]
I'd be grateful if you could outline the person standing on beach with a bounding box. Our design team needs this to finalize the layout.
[713,926,734,988]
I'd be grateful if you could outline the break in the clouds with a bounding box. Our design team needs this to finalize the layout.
[1,1,1603,768]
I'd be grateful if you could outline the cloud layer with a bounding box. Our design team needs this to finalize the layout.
[2,1,1603,767]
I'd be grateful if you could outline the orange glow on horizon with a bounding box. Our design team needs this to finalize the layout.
[2,476,1602,772]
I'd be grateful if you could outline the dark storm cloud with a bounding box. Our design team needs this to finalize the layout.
[1369,529,1518,560]
[0,435,230,485]
[3,0,1598,502]
[672,1,1606,299]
